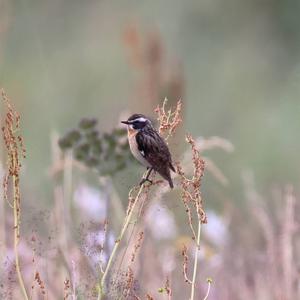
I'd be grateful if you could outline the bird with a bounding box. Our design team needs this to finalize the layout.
[121,114,175,188]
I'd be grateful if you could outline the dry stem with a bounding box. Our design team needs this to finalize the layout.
[155,98,182,139]
[191,220,201,300]
[1,89,29,300]
[182,245,192,284]
[98,184,145,299]
[203,278,212,300]
[177,134,207,300]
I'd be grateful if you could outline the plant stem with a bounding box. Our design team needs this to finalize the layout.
[13,175,29,300]
[203,279,212,300]
[98,184,145,299]
[190,220,202,300]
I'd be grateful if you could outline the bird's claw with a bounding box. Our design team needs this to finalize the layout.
[139,178,153,186]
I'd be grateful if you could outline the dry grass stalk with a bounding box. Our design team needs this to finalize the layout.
[99,219,108,274]
[243,173,281,299]
[34,271,46,297]
[115,187,151,277]
[203,278,212,300]
[71,259,77,300]
[155,98,182,139]
[243,173,299,300]
[123,266,140,299]
[203,157,229,186]
[98,181,147,299]
[176,134,207,235]
[195,136,234,153]
[281,185,296,300]
[164,277,172,300]
[180,136,233,187]
[131,231,144,263]
[158,277,172,299]
[181,245,192,284]
[1,89,29,300]
[123,26,185,114]
[63,278,71,300]
[177,134,206,300]
[124,266,134,297]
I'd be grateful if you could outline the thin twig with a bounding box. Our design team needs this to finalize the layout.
[203,278,212,300]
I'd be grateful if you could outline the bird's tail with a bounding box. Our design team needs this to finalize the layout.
[169,162,176,173]
[168,178,174,189]
[158,167,174,189]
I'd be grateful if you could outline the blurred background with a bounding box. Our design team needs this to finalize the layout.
[1,1,300,299]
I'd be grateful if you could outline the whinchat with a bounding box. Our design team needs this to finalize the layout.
[121,114,175,188]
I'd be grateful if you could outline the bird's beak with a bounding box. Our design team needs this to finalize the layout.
[121,120,130,125]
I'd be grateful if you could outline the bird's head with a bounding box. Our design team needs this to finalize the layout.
[121,114,152,132]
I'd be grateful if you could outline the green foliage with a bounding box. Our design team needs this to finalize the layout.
[58,118,134,176]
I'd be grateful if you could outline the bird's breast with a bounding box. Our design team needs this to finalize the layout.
[127,130,151,167]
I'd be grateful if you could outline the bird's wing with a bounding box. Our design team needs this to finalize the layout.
[136,130,174,172]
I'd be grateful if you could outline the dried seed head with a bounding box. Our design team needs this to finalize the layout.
[154,98,182,139]
[1,89,26,219]
[176,133,207,243]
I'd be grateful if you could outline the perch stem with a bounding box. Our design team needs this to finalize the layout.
[98,184,145,299]
[13,175,29,300]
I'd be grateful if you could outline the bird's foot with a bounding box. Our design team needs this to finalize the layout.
[139,178,153,186]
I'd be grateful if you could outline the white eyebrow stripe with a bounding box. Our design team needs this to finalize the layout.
[132,117,147,123]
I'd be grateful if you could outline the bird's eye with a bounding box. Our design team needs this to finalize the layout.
[132,121,145,129]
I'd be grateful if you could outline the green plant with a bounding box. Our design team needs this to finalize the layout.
[58,118,134,176]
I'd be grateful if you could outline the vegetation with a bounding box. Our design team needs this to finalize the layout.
[1,2,300,299]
